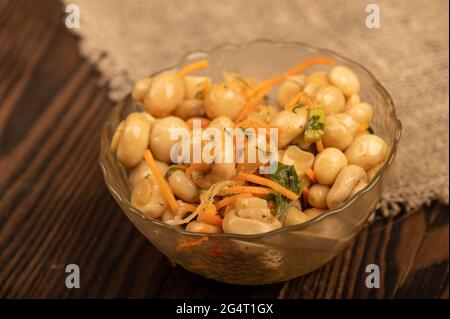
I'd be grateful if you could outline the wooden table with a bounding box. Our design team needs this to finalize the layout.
[0,0,448,299]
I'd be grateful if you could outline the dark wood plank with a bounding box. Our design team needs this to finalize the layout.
[0,0,448,299]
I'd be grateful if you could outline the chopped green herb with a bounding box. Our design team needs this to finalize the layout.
[268,162,302,194]
[266,192,289,217]
[304,107,325,142]
[265,162,304,217]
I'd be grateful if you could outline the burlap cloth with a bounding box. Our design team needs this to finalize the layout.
[64,0,449,214]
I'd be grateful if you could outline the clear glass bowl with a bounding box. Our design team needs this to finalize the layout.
[99,40,402,285]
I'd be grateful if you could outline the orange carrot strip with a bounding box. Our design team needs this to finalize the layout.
[316,138,325,153]
[185,162,208,177]
[202,78,211,94]
[176,237,208,251]
[253,57,335,92]
[215,193,252,210]
[284,91,306,110]
[182,203,198,212]
[198,206,222,227]
[302,187,310,198]
[220,186,273,196]
[306,168,316,183]
[143,149,178,213]
[237,172,299,201]
[178,60,209,77]
[234,86,272,123]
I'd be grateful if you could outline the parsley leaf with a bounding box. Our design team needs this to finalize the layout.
[266,192,289,217]
[265,162,304,217]
[268,162,301,194]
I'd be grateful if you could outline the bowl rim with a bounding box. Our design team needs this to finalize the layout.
[99,38,402,239]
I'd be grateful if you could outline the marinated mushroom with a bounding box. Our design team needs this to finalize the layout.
[281,145,314,178]
[284,206,311,226]
[314,85,346,115]
[129,160,168,187]
[183,76,209,99]
[344,134,388,170]
[222,206,282,235]
[307,184,330,209]
[322,113,359,150]
[346,102,373,124]
[116,112,153,167]
[149,116,189,163]
[166,169,199,203]
[173,99,205,120]
[144,71,185,117]
[346,94,361,109]
[205,83,246,119]
[276,75,306,106]
[328,66,360,97]
[326,164,368,209]
[132,78,152,102]
[131,176,167,218]
[305,71,329,87]
[313,147,348,185]
[269,109,308,148]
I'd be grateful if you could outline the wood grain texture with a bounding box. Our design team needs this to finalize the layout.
[0,0,448,299]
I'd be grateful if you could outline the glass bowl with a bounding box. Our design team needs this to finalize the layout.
[99,40,402,285]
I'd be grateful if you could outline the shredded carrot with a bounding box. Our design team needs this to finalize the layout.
[198,206,222,227]
[176,237,208,251]
[237,172,299,201]
[182,203,198,212]
[220,186,273,196]
[234,86,272,123]
[186,117,210,130]
[316,138,325,153]
[306,168,316,183]
[178,60,209,77]
[185,162,208,177]
[143,149,178,213]
[215,193,252,210]
[284,91,306,110]
[202,78,211,94]
[253,57,335,93]
[302,186,310,198]
[357,123,369,133]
